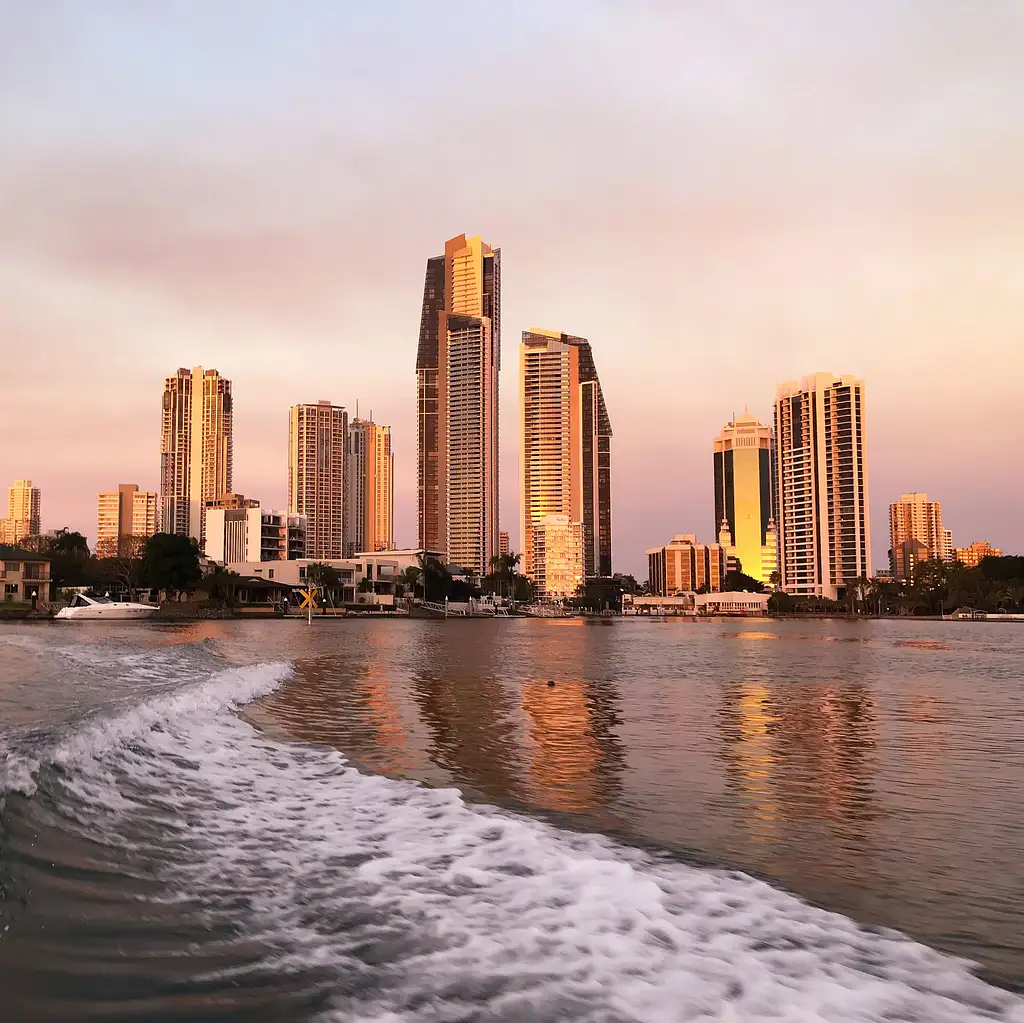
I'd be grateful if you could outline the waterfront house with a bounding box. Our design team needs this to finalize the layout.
[0,544,52,604]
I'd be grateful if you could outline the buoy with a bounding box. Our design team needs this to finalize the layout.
[547,680,555,687]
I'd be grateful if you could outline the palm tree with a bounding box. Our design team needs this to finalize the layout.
[768,569,782,591]
[401,565,422,599]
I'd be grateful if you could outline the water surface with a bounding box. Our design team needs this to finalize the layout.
[1,617,1022,1022]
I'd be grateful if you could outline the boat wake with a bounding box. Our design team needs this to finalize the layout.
[2,659,1022,1022]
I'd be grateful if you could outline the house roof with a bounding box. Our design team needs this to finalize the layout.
[0,544,51,562]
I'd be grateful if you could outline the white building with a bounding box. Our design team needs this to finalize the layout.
[226,549,442,604]
[206,507,307,564]
[774,373,871,600]
[530,513,585,598]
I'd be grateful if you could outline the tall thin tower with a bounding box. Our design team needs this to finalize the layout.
[160,367,232,542]
[416,233,500,573]
[773,373,871,598]
[519,328,613,581]
[346,416,394,554]
[289,401,348,560]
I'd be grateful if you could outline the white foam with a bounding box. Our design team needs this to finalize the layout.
[15,659,1024,1022]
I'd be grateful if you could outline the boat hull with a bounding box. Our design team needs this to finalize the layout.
[55,606,159,621]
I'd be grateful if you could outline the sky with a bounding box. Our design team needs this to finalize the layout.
[1,0,1022,578]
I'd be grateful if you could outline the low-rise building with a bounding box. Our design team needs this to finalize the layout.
[646,535,727,595]
[954,541,1002,568]
[0,544,51,604]
[226,549,443,605]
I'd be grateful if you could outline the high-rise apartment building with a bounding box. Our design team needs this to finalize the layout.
[646,535,727,596]
[954,540,1002,568]
[0,479,41,544]
[205,507,307,564]
[773,373,871,599]
[498,531,510,558]
[943,529,954,564]
[416,233,500,575]
[160,367,232,542]
[519,328,612,584]
[713,411,777,585]
[346,417,394,555]
[888,493,946,579]
[96,484,159,557]
[288,401,348,560]
[530,514,585,598]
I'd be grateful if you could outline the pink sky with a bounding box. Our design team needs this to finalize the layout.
[2,2,1023,577]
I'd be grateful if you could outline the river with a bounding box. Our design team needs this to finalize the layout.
[1,617,1022,1021]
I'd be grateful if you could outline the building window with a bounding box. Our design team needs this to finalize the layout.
[268,569,274,579]
[5,562,20,572]
[5,583,18,597]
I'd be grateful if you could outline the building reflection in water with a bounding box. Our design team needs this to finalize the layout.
[252,627,425,776]
[408,627,530,804]
[520,676,626,817]
[718,677,879,848]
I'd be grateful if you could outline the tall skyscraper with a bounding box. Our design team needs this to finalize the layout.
[1,479,41,544]
[160,367,232,542]
[773,373,871,599]
[96,484,159,557]
[888,493,946,579]
[289,401,348,559]
[519,328,613,582]
[416,233,500,574]
[346,417,394,554]
[713,411,777,585]
[498,531,510,558]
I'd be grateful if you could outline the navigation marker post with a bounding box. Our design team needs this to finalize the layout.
[299,586,318,626]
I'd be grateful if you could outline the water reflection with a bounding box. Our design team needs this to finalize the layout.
[718,679,879,836]
[520,677,625,816]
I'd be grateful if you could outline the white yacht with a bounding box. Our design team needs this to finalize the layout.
[56,593,159,621]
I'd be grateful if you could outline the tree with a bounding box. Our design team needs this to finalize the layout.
[142,533,201,600]
[39,529,93,590]
[305,563,342,605]
[417,553,452,602]
[109,535,148,599]
[723,570,765,593]
[206,563,240,606]
[401,565,422,598]
[768,570,782,590]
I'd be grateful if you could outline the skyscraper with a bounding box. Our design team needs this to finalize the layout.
[96,484,159,557]
[519,328,612,582]
[346,417,394,554]
[160,367,232,542]
[773,373,871,599]
[289,401,348,559]
[416,233,500,574]
[1,479,41,544]
[888,493,946,579]
[713,411,777,585]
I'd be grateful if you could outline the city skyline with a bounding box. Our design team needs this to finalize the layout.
[3,4,1023,577]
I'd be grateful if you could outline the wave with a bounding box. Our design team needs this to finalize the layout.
[3,659,1023,1022]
